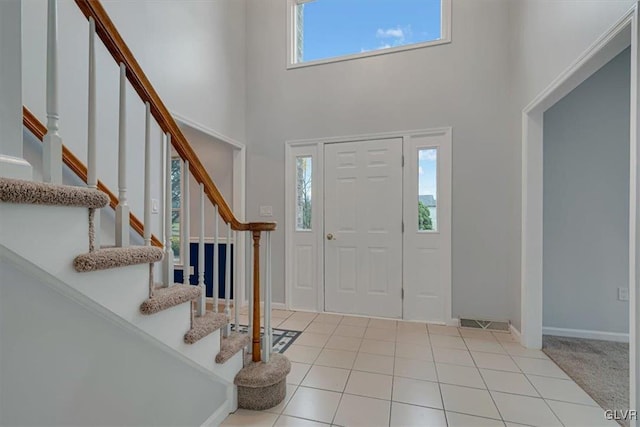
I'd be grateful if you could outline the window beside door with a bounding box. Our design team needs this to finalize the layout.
[296,156,313,231]
[418,148,437,231]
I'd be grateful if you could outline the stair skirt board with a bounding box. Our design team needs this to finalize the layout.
[185,312,228,344]
[216,333,251,364]
[235,353,291,410]
[0,177,109,208]
[74,246,164,272]
[140,285,201,315]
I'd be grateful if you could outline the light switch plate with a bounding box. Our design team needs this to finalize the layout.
[151,199,159,214]
[618,287,629,301]
[260,205,273,217]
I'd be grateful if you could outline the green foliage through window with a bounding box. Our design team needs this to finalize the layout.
[296,157,312,230]
[418,200,433,231]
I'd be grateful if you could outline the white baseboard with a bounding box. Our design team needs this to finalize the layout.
[201,398,231,426]
[542,326,629,343]
[510,324,522,341]
[272,302,287,310]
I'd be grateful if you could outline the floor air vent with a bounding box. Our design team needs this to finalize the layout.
[460,318,510,331]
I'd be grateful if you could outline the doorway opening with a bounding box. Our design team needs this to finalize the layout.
[520,4,638,414]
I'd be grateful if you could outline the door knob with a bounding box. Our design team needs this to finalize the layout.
[326,233,335,241]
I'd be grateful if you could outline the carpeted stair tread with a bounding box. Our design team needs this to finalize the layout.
[0,177,109,208]
[235,353,291,410]
[184,312,228,344]
[74,246,164,272]
[216,332,250,364]
[235,353,291,388]
[140,285,201,315]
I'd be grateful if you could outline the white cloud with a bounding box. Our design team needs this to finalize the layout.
[376,27,405,39]
[419,166,424,175]
[419,150,437,161]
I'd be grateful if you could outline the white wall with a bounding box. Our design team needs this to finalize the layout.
[179,124,235,239]
[543,48,630,335]
[0,0,23,161]
[0,255,226,426]
[22,0,246,245]
[246,0,515,315]
[506,0,636,330]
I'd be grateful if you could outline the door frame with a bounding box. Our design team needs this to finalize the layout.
[520,3,638,414]
[285,127,453,323]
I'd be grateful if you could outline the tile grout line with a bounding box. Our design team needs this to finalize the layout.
[426,324,450,427]
[463,329,506,424]
[497,331,567,427]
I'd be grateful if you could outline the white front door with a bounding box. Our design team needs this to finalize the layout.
[324,138,403,318]
[403,130,452,322]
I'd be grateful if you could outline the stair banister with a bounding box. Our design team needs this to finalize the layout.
[214,206,220,313]
[44,0,62,184]
[22,107,163,248]
[247,232,253,355]
[233,230,239,333]
[115,62,129,247]
[163,132,174,284]
[197,183,205,316]
[72,0,275,233]
[144,102,152,246]
[224,222,232,337]
[183,160,190,285]
[35,0,278,364]
[251,231,261,362]
[87,16,100,250]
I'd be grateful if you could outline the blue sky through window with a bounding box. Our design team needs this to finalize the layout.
[300,0,442,63]
[419,149,437,200]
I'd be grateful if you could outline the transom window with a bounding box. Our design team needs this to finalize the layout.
[289,0,451,67]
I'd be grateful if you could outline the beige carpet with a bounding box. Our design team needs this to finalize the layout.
[543,335,628,426]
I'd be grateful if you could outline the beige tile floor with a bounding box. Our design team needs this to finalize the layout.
[222,310,616,427]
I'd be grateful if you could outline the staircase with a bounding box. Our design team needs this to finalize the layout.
[0,0,289,424]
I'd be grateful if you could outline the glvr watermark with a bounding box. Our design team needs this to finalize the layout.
[605,410,637,421]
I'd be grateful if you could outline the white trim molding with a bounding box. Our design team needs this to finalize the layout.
[172,113,245,150]
[521,6,635,350]
[520,3,638,415]
[542,327,629,343]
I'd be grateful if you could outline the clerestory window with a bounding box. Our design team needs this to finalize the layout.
[288,0,451,68]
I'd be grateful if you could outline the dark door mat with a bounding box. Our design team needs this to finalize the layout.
[231,324,301,354]
[543,335,629,426]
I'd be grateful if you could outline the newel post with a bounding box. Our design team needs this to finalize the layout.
[252,230,262,362]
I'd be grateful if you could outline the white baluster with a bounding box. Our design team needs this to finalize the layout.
[247,232,253,354]
[143,102,151,246]
[115,63,129,247]
[263,231,272,362]
[182,160,190,284]
[213,205,219,313]
[163,133,174,286]
[224,222,232,337]
[233,230,239,333]
[87,17,99,249]
[197,183,206,316]
[43,0,62,184]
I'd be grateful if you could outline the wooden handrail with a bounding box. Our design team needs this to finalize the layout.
[23,106,163,247]
[74,0,275,233]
